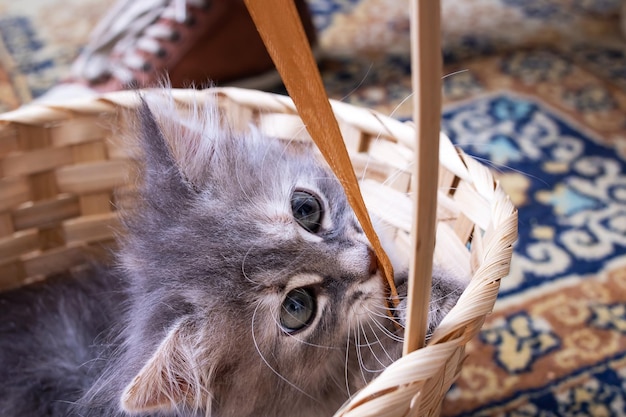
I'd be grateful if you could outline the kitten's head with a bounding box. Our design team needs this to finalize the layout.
[112,92,464,417]
[114,93,401,417]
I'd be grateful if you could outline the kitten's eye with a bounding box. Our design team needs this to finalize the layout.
[291,190,323,233]
[280,288,316,333]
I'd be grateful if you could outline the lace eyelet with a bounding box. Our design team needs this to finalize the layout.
[142,62,152,72]
[157,48,167,59]
[170,31,180,42]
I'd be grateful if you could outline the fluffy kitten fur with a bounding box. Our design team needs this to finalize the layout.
[0,92,466,417]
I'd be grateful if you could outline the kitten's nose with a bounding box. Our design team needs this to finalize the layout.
[368,248,379,275]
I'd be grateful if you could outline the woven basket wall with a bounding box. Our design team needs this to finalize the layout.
[0,87,517,416]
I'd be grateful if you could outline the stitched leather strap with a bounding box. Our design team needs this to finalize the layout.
[243,0,397,301]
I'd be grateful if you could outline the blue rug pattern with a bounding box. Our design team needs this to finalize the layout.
[443,94,626,297]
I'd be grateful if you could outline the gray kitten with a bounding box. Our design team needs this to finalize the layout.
[0,93,466,417]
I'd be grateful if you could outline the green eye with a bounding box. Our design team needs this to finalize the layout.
[280,288,316,333]
[291,190,323,233]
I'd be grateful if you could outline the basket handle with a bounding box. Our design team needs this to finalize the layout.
[404,0,442,353]
[243,0,397,302]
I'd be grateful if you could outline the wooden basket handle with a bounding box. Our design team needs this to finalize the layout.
[404,0,442,353]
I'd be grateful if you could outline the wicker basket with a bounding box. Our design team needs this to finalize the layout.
[0,87,517,416]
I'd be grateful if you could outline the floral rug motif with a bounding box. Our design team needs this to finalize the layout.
[1,0,626,415]
[441,91,626,416]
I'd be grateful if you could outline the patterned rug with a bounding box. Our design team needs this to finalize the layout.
[1,0,625,415]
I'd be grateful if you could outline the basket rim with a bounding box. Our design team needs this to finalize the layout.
[3,87,483,185]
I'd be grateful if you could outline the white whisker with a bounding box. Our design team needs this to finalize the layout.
[339,63,374,103]
[344,318,353,398]
[388,92,415,121]
[354,320,368,385]
[241,245,258,284]
[250,303,320,403]
[376,161,416,189]
[359,320,386,371]
[442,68,469,80]
[364,308,404,344]
[356,320,387,374]
[365,319,395,364]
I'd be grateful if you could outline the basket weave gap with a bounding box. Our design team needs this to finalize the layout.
[448,174,461,198]
[0,125,19,157]
[0,177,31,212]
[29,171,61,202]
[0,213,13,237]
[435,191,459,223]
[38,226,66,251]
[452,212,474,244]
[469,224,485,273]
[17,124,50,151]
[437,166,457,195]
[0,260,27,289]
[71,141,107,163]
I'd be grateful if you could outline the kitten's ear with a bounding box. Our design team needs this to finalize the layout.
[139,93,221,193]
[121,320,204,413]
[137,99,196,200]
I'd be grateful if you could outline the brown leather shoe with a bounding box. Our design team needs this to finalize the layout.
[38,0,317,102]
